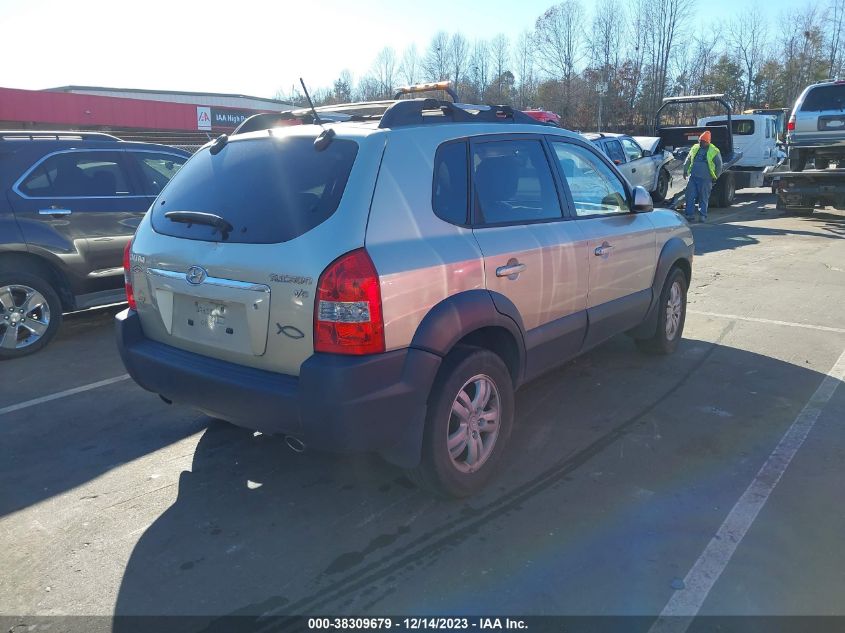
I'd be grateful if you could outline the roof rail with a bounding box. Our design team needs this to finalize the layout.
[0,130,121,141]
[232,98,554,134]
[394,81,458,102]
[379,99,542,128]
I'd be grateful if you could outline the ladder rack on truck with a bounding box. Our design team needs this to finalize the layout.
[654,94,769,209]
[772,168,845,215]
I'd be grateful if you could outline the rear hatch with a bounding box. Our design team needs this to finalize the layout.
[796,84,845,134]
[129,127,384,376]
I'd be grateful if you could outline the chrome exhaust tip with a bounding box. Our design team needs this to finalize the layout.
[285,435,306,453]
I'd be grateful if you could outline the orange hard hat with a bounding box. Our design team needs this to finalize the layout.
[699,130,712,143]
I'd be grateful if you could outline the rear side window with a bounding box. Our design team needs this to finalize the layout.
[432,141,469,224]
[18,151,133,197]
[471,139,562,225]
[151,136,358,244]
[800,85,845,111]
[132,152,186,195]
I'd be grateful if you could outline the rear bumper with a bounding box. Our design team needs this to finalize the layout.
[788,135,845,150]
[115,309,441,467]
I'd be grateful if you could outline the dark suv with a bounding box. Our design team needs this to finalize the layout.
[1,131,189,358]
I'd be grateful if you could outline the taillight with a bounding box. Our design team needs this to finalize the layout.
[787,116,795,131]
[123,240,137,310]
[314,249,385,355]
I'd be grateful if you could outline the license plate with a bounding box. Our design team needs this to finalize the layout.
[194,300,227,328]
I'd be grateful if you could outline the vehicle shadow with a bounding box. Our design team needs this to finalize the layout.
[691,205,845,256]
[0,306,207,517]
[112,336,839,624]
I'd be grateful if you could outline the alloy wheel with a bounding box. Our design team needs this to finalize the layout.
[446,374,501,474]
[665,280,683,341]
[0,284,51,350]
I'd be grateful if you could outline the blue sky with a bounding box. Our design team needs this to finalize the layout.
[0,0,800,99]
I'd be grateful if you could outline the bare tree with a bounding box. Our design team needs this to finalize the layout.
[589,0,624,73]
[642,0,694,122]
[488,33,511,103]
[534,0,585,114]
[728,5,768,109]
[449,33,470,89]
[514,30,538,108]
[468,39,492,101]
[423,31,452,81]
[372,47,397,97]
[826,0,845,79]
[399,44,420,86]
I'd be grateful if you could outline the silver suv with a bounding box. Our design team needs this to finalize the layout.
[788,79,845,170]
[116,87,694,497]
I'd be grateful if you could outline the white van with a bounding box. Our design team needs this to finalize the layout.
[697,114,779,168]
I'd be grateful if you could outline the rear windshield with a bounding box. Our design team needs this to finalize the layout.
[800,85,845,112]
[706,119,754,135]
[151,135,358,244]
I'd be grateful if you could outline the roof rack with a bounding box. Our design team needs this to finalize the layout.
[234,98,547,135]
[0,130,121,141]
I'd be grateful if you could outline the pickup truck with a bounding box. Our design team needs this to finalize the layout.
[585,132,674,202]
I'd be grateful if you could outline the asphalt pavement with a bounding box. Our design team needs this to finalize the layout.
[1,189,844,631]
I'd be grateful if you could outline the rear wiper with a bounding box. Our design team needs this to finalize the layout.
[164,211,234,239]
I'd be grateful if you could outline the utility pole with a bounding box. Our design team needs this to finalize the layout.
[596,81,608,132]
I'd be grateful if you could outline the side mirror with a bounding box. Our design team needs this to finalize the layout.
[642,149,652,157]
[632,186,654,212]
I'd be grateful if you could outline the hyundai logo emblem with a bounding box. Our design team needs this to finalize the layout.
[186,266,207,285]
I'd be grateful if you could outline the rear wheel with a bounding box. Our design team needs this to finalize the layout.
[407,347,514,498]
[0,272,62,360]
[715,172,735,208]
[636,267,687,355]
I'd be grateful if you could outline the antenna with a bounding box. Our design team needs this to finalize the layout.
[300,78,323,126]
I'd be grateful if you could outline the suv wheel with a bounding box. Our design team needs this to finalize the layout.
[815,158,830,170]
[636,267,687,355]
[0,272,62,360]
[408,347,514,497]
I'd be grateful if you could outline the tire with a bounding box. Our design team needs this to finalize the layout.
[651,168,670,203]
[714,172,735,208]
[0,271,62,360]
[406,347,514,498]
[789,150,807,172]
[636,267,687,356]
[815,158,830,170]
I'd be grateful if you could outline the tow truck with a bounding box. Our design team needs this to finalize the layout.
[654,94,772,208]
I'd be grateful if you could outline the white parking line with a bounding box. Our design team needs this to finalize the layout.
[0,374,130,417]
[688,310,845,335]
[649,346,845,633]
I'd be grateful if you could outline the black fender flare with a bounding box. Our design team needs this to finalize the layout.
[410,289,527,383]
[630,237,693,338]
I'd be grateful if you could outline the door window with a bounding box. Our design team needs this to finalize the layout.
[604,140,626,165]
[551,142,630,217]
[18,151,133,197]
[471,139,562,225]
[620,138,643,162]
[132,152,187,195]
[18,151,133,198]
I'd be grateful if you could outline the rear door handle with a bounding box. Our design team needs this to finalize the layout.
[39,208,72,216]
[496,259,527,279]
[594,242,614,257]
